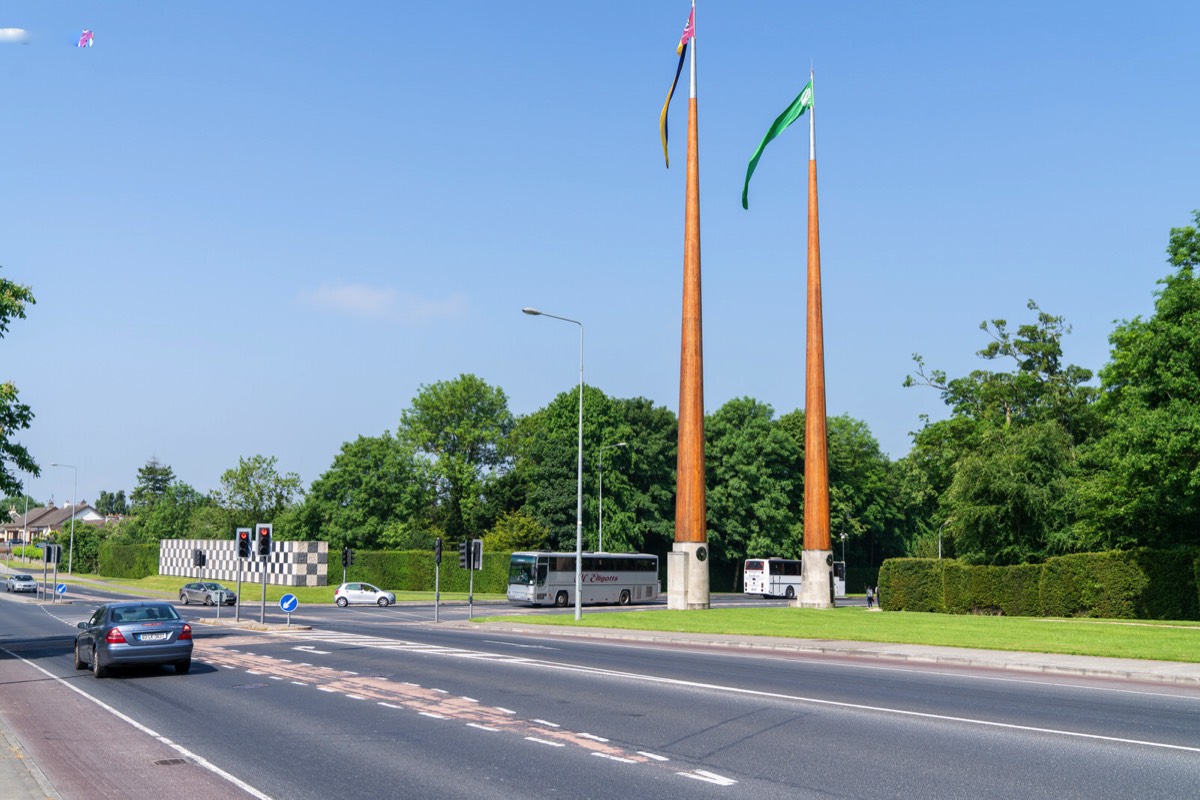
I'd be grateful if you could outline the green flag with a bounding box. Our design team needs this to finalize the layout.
[741,80,813,210]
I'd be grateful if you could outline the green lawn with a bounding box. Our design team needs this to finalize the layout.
[477,603,1200,663]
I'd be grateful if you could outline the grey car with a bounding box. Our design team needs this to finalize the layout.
[179,581,237,606]
[5,574,37,593]
[334,582,396,607]
[74,601,193,678]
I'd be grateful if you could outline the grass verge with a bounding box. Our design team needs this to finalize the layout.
[476,605,1200,663]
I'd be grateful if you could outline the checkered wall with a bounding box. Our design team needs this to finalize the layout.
[159,539,329,587]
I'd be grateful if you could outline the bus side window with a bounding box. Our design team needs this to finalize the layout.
[536,565,547,586]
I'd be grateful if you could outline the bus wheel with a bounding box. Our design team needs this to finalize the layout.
[619,590,631,606]
[785,586,796,600]
[554,591,569,608]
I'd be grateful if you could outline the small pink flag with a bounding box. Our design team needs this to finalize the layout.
[78,30,93,48]
[678,8,695,50]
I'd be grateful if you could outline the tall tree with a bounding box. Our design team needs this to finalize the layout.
[705,398,801,581]
[131,457,176,510]
[297,433,432,551]
[398,374,514,543]
[1075,211,1200,550]
[212,454,304,529]
[0,268,37,496]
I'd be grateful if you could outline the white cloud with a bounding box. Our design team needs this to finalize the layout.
[0,28,30,44]
[297,283,467,324]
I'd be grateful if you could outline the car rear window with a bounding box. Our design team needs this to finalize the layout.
[111,605,181,623]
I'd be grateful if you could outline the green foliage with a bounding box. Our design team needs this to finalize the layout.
[212,454,304,527]
[877,558,945,613]
[706,398,800,566]
[94,490,129,516]
[122,482,211,542]
[884,550,1198,620]
[98,542,159,579]
[485,510,548,551]
[398,374,515,542]
[344,549,510,594]
[0,268,38,496]
[131,458,176,510]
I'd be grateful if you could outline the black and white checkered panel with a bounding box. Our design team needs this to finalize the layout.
[159,539,329,587]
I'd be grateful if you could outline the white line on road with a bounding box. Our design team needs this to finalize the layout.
[532,719,560,728]
[525,736,564,747]
[638,751,670,761]
[467,723,499,732]
[679,769,738,786]
[420,711,447,719]
[579,732,609,742]
[593,753,637,763]
[494,707,516,714]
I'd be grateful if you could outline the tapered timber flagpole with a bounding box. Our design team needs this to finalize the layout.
[796,69,833,608]
[666,0,709,610]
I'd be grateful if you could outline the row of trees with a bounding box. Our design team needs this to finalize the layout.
[6,212,1200,579]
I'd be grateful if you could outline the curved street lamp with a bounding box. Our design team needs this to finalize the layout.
[523,307,585,621]
[597,441,627,553]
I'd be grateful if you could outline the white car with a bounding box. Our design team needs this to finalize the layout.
[5,574,37,593]
[333,582,395,607]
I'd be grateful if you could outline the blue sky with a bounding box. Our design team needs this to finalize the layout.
[4,1,1198,507]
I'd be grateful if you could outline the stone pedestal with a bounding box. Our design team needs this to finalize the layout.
[667,541,710,610]
[791,549,834,609]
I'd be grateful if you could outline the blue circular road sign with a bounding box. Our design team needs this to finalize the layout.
[279,593,299,613]
[55,583,67,595]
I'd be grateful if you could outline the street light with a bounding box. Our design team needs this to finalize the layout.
[597,441,627,553]
[523,306,585,621]
[49,463,77,574]
[839,531,847,564]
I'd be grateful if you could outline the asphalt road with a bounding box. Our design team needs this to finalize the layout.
[2,591,1199,799]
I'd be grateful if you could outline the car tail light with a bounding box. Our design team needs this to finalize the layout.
[106,628,126,644]
[179,623,192,641]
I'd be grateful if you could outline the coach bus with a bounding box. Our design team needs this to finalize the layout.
[507,551,660,607]
[744,557,846,599]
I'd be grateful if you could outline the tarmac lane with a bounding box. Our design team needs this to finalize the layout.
[0,638,267,800]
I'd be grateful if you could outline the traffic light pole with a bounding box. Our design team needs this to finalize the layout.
[236,559,243,622]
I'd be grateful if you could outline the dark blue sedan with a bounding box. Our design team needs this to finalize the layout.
[74,601,193,678]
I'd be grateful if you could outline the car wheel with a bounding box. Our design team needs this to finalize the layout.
[74,641,87,670]
[180,593,189,605]
[554,591,569,608]
[336,597,348,608]
[91,647,106,679]
[619,590,631,606]
[377,597,390,607]
[204,595,213,606]
[785,586,796,600]
[175,659,191,675]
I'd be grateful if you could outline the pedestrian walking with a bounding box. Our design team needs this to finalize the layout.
[866,585,874,609]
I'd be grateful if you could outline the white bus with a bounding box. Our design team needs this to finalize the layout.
[507,551,660,607]
[744,557,847,599]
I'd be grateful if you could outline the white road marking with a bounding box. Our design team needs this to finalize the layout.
[532,719,560,728]
[346,695,366,700]
[593,753,636,763]
[579,732,609,742]
[293,646,330,655]
[467,723,499,732]
[317,687,337,693]
[461,697,478,703]
[679,769,738,786]
[638,751,670,761]
[420,711,446,719]
[525,736,564,747]
[378,702,403,709]
[494,707,516,714]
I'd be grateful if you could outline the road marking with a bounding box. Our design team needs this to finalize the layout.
[461,697,478,703]
[420,711,446,719]
[580,732,609,742]
[346,695,366,700]
[290,681,306,686]
[317,687,337,693]
[679,769,738,786]
[1,646,274,800]
[638,751,670,761]
[532,719,560,727]
[467,723,499,732]
[378,702,403,709]
[593,753,636,763]
[525,736,564,747]
[293,646,330,655]
[494,706,516,714]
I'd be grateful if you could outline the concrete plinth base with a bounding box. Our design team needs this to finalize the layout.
[667,542,710,610]
[790,549,835,609]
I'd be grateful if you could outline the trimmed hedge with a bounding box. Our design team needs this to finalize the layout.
[341,550,510,594]
[846,567,880,595]
[881,549,1200,620]
[877,559,945,612]
[98,542,159,580]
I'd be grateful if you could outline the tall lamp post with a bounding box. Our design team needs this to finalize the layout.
[49,462,77,574]
[523,307,585,621]
[597,441,627,553]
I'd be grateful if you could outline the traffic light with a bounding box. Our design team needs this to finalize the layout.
[471,539,482,571]
[237,528,251,559]
[458,539,470,569]
[192,549,206,568]
[256,523,273,558]
[434,537,443,565]
[341,547,354,567]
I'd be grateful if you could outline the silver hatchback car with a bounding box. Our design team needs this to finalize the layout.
[334,582,396,607]
[5,574,37,593]
[179,581,237,606]
[74,601,193,678]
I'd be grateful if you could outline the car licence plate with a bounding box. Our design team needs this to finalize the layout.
[139,632,169,641]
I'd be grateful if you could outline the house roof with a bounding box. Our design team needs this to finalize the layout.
[1,504,100,533]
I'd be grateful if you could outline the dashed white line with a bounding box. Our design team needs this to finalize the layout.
[593,753,636,763]
[532,719,560,728]
[346,695,366,700]
[461,697,478,703]
[494,707,516,715]
[420,712,447,719]
[525,736,565,747]
[579,733,609,742]
[467,723,499,732]
[317,687,338,693]
[679,770,738,786]
[432,688,448,694]
[378,702,403,709]
[638,751,670,761]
